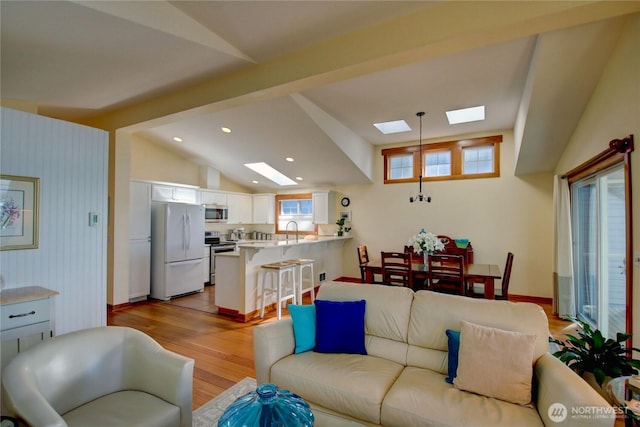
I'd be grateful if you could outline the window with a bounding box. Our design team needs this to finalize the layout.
[389,154,413,179]
[463,145,494,174]
[425,150,451,177]
[382,135,501,183]
[275,194,316,234]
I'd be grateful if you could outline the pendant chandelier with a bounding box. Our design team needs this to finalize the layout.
[409,111,431,203]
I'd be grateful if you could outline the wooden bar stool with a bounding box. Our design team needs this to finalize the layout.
[286,259,315,303]
[259,261,297,319]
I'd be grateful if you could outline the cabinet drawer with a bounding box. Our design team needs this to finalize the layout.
[0,298,50,331]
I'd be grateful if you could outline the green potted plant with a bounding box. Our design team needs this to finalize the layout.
[335,218,345,236]
[549,317,640,401]
[344,226,352,237]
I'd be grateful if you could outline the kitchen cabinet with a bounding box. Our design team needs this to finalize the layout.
[200,190,227,206]
[129,181,151,300]
[312,191,336,224]
[252,194,275,224]
[1,286,58,372]
[227,193,252,224]
[151,183,198,204]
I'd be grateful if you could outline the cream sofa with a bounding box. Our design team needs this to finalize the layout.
[2,326,194,427]
[254,281,614,427]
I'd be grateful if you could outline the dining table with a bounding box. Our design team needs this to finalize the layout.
[362,260,502,299]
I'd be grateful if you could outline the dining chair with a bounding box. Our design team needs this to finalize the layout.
[357,245,370,283]
[381,251,413,288]
[427,253,465,295]
[467,252,514,300]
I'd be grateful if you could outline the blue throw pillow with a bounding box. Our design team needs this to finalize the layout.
[288,304,316,353]
[314,299,367,355]
[445,329,461,384]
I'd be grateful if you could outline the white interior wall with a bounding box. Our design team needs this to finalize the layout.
[555,14,640,342]
[0,107,108,335]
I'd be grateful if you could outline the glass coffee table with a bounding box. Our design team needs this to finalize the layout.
[606,376,640,427]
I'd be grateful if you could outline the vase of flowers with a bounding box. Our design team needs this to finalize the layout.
[408,229,444,264]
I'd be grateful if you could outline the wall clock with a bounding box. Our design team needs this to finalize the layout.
[341,197,350,207]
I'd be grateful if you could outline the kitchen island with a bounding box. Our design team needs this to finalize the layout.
[215,236,350,321]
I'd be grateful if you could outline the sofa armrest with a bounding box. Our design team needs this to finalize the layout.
[534,353,615,427]
[253,318,295,384]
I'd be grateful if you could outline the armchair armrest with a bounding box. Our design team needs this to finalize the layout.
[534,353,615,427]
[124,333,195,427]
[253,318,295,384]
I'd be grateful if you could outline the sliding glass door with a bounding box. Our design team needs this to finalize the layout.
[571,164,626,338]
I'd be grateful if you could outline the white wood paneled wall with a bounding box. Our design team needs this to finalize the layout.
[0,107,108,335]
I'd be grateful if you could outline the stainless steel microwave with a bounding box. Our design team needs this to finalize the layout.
[204,205,228,223]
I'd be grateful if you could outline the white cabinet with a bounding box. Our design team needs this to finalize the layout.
[152,184,198,204]
[129,239,151,299]
[252,194,275,224]
[1,287,58,372]
[312,191,336,224]
[200,190,228,206]
[227,193,252,224]
[129,181,152,300]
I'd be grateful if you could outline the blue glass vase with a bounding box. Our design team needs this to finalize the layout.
[218,383,315,427]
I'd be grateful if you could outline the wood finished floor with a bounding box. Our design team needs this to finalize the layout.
[107,285,574,410]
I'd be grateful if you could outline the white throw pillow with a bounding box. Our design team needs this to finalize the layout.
[454,320,536,405]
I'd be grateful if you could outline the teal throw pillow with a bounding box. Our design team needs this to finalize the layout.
[445,329,461,384]
[314,299,367,355]
[288,304,316,353]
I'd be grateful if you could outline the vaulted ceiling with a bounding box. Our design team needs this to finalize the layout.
[2,1,638,190]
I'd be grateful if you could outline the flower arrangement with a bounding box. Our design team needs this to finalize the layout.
[0,197,21,229]
[408,229,444,254]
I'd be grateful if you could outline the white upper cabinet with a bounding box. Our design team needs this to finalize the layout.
[227,193,252,224]
[252,194,275,224]
[312,191,335,224]
[151,184,198,204]
[200,190,228,206]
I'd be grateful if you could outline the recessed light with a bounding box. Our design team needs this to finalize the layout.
[286,157,294,162]
[446,105,485,124]
[173,136,183,142]
[373,120,411,135]
[252,180,259,184]
[296,177,303,181]
[221,127,232,133]
[244,162,297,186]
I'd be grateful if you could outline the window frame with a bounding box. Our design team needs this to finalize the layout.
[382,135,502,184]
[274,193,317,235]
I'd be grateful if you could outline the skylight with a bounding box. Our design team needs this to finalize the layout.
[244,162,297,186]
[373,120,411,135]
[446,105,485,125]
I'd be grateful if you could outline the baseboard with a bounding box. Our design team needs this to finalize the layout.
[508,294,552,305]
[108,302,131,312]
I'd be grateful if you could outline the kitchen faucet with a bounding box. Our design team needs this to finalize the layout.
[285,221,298,243]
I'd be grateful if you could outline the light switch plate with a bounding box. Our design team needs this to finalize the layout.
[634,252,640,267]
[88,212,98,226]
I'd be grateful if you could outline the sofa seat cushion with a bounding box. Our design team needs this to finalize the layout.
[271,351,404,424]
[63,390,180,427]
[381,367,544,427]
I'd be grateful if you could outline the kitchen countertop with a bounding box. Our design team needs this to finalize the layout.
[236,235,350,249]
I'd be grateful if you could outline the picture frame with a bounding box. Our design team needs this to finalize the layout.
[339,210,351,222]
[1,175,39,250]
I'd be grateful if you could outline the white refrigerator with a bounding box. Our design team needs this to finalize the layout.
[151,202,205,300]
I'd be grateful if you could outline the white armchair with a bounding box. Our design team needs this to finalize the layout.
[1,326,194,427]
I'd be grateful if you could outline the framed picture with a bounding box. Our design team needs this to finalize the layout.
[1,175,39,250]
[339,210,351,222]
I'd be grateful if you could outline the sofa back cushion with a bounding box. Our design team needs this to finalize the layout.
[316,282,414,365]
[406,291,550,375]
